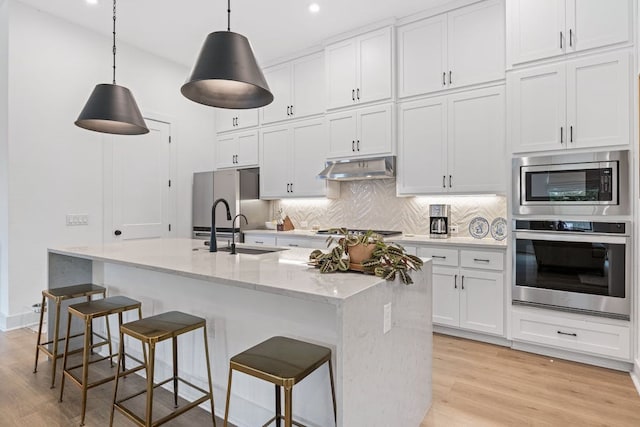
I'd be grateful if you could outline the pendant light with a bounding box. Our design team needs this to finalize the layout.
[181,0,273,109]
[75,0,149,135]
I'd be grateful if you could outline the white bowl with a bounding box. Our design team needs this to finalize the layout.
[265,221,277,230]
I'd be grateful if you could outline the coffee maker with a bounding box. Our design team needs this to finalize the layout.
[429,204,451,239]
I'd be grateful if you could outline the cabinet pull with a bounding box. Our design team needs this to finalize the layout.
[442,176,446,188]
[473,258,490,263]
[448,71,452,85]
[290,105,294,116]
[461,276,464,290]
[255,241,264,244]
[357,88,360,100]
[449,175,452,188]
[289,244,299,247]
[557,330,577,337]
[432,255,446,259]
[290,182,293,193]
[286,183,291,193]
[442,72,446,86]
[560,126,564,144]
[454,274,457,289]
[569,29,573,47]
[560,31,563,49]
[570,125,573,143]
[287,106,290,116]
[356,140,360,151]
[352,140,355,151]
[352,89,355,101]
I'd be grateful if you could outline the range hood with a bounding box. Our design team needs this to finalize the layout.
[318,156,395,181]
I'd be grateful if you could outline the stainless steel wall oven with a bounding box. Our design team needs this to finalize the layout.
[513,220,630,320]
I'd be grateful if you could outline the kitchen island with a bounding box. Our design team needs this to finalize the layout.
[48,238,432,427]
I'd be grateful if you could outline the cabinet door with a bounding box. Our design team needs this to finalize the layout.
[509,0,566,65]
[567,0,631,53]
[235,131,259,167]
[236,109,259,129]
[459,268,504,335]
[566,51,630,149]
[326,39,358,109]
[398,15,448,98]
[509,63,566,153]
[357,26,393,104]
[292,52,325,119]
[357,103,393,157]
[397,97,448,195]
[327,110,357,158]
[261,63,292,125]
[215,109,237,133]
[432,266,460,327]
[215,134,237,169]
[291,119,327,197]
[448,86,506,193]
[260,126,291,198]
[448,0,505,89]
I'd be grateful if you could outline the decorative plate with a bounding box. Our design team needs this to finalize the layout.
[490,217,508,241]
[469,217,489,239]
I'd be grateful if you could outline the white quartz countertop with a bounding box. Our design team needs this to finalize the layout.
[48,238,415,305]
[244,229,507,249]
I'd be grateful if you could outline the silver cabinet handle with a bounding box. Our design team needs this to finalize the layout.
[442,176,446,188]
[473,258,490,263]
[454,274,457,289]
[557,330,577,337]
[432,255,447,259]
[461,276,465,290]
[442,72,446,86]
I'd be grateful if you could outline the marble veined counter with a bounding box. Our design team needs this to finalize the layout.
[47,238,433,427]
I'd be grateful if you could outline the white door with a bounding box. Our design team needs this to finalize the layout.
[447,0,505,88]
[326,39,357,109]
[397,15,448,98]
[357,27,393,105]
[260,126,291,198]
[568,0,631,53]
[459,269,504,335]
[566,51,630,149]
[327,110,357,158]
[357,103,393,157]
[261,63,292,125]
[111,119,172,240]
[448,86,506,193]
[291,119,327,197]
[215,134,237,169]
[432,267,460,327]
[509,0,566,65]
[235,131,259,167]
[509,63,567,153]
[397,97,448,195]
[292,52,325,119]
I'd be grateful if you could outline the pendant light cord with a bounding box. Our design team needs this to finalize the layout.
[227,0,231,31]
[112,0,117,84]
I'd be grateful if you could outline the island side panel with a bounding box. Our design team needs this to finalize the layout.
[338,262,433,427]
[101,262,340,427]
[47,252,93,344]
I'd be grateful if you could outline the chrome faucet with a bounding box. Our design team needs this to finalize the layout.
[210,198,231,252]
[230,214,248,255]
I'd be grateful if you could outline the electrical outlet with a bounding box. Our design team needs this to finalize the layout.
[383,302,392,334]
[449,224,459,234]
[66,214,89,226]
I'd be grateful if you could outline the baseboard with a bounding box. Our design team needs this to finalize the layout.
[511,341,633,372]
[630,358,640,396]
[0,309,39,331]
[433,325,512,347]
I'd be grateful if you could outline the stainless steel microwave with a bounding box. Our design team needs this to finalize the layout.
[513,150,629,216]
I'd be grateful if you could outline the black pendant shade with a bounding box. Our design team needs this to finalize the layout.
[181,31,273,109]
[75,84,149,135]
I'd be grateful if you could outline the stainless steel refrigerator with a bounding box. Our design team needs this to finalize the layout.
[192,168,269,244]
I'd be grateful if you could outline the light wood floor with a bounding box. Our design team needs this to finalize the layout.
[1,328,639,426]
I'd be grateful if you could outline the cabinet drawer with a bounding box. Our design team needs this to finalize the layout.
[417,247,458,267]
[244,235,277,246]
[460,249,503,271]
[276,237,325,249]
[512,308,630,360]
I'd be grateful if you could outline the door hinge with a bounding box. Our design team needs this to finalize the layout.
[168,224,172,232]
[168,179,172,187]
[168,135,172,143]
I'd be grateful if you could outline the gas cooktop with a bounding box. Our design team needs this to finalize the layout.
[315,228,403,237]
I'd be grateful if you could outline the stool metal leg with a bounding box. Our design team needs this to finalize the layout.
[203,326,216,427]
[80,315,91,426]
[109,329,125,427]
[284,386,293,427]
[50,298,62,388]
[33,294,46,374]
[145,342,156,427]
[223,368,233,427]
[275,385,282,427]
[172,336,179,408]
[328,360,337,424]
[59,312,73,402]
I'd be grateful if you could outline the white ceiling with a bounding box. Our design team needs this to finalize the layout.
[18,0,452,66]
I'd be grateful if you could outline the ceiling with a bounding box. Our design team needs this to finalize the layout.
[18,0,452,67]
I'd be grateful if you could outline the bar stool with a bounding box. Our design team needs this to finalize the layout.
[59,295,142,426]
[224,336,337,427]
[110,311,216,427]
[33,283,107,388]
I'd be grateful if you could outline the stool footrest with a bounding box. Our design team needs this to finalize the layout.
[262,415,307,427]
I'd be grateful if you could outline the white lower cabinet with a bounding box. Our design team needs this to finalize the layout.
[420,245,505,336]
[512,307,631,360]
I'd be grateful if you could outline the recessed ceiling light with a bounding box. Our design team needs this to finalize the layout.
[86,0,98,5]
[309,3,320,13]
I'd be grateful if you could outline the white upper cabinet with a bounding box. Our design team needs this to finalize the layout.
[260,118,328,199]
[397,0,505,99]
[508,0,632,66]
[326,26,393,110]
[261,52,325,125]
[397,86,505,195]
[510,51,630,153]
[216,108,259,133]
[215,131,259,169]
[327,103,394,159]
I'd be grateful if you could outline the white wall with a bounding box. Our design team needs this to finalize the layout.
[0,0,215,329]
[0,0,9,320]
